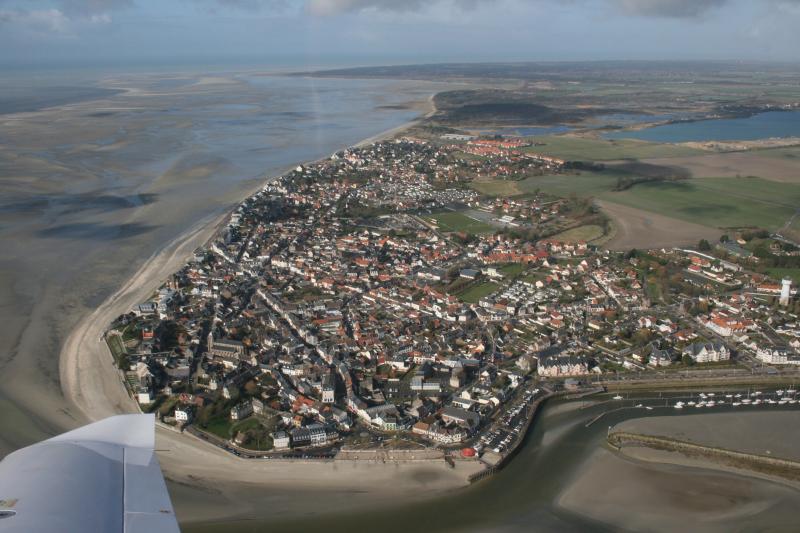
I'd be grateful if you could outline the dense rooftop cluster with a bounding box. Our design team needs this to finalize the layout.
[107,137,800,455]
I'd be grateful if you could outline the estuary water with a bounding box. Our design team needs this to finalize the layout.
[184,394,800,533]
[0,69,439,456]
[604,110,800,142]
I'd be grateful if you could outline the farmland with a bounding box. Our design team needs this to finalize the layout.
[550,224,606,243]
[524,135,705,161]
[604,177,800,230]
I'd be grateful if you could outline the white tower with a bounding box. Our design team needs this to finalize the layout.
[780,278,792,306]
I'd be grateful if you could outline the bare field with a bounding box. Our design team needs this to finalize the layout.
[641,152,800,183]
[597,200,720,250]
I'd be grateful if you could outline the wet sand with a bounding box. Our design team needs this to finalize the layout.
[615,411,800,462]
[558,448,800,532]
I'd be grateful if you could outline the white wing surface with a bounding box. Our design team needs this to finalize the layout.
[0,414,179,533]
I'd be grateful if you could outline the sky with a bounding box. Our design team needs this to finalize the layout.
[1,0,800,68]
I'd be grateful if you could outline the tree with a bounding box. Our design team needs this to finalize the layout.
[682,354,695,366]
[719,234,730,243]
[698,239,712,252]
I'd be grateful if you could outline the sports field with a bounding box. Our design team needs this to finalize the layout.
[458,281,500,303]
[426,211,494,234]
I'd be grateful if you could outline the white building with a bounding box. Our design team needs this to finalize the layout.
[272,431,291,450]
[682,342,730,363]
[755,347,800,365]
[174,406,194,424]
[781,278,792,306]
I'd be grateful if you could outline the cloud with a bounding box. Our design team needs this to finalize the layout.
[0,0,128,33]
[0,8,70,32]
[613,0,728,18]
[57,0,134,16]
[306,0,491,16]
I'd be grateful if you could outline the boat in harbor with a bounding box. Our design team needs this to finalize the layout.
[674,402,684,409]
[613,395,623,400]
[732,402,741,406]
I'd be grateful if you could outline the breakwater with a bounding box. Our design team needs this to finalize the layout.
[608,431,800,482]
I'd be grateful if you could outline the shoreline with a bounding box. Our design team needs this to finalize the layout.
[57,93,488,522]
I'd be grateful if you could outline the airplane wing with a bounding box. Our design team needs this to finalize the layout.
[0,414,180,533]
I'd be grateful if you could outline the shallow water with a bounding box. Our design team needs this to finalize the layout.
[184,393,800,532]
[604,110,800,142]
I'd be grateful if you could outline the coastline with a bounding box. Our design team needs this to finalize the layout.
[57,94,488,523]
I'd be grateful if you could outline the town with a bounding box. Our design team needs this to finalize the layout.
[106,136,800,463]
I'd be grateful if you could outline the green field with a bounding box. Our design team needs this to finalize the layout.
[602,177,800,230]
[499,263,526,277]
[516,173,799,231]
[426,211,494,233]
[458,281,500,303]
[753,146,800,160]
[524,135,704,161]
[766,268,800,284]
[204,415,233,439]
[518,172,620,198]
[471,179,522,197]
[551,224,605,243]
[106,334,126,364]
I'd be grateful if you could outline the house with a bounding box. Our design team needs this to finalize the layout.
[647,346,673,367]
[460,268,480,280]
[174,405,194,424]
[537,351,589,378]
[682,342,730,363]
[440,406,481,429]
[755,346,798,365]
[272,430,291,450]
[230,401,254,421]
[290,424,330,447]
